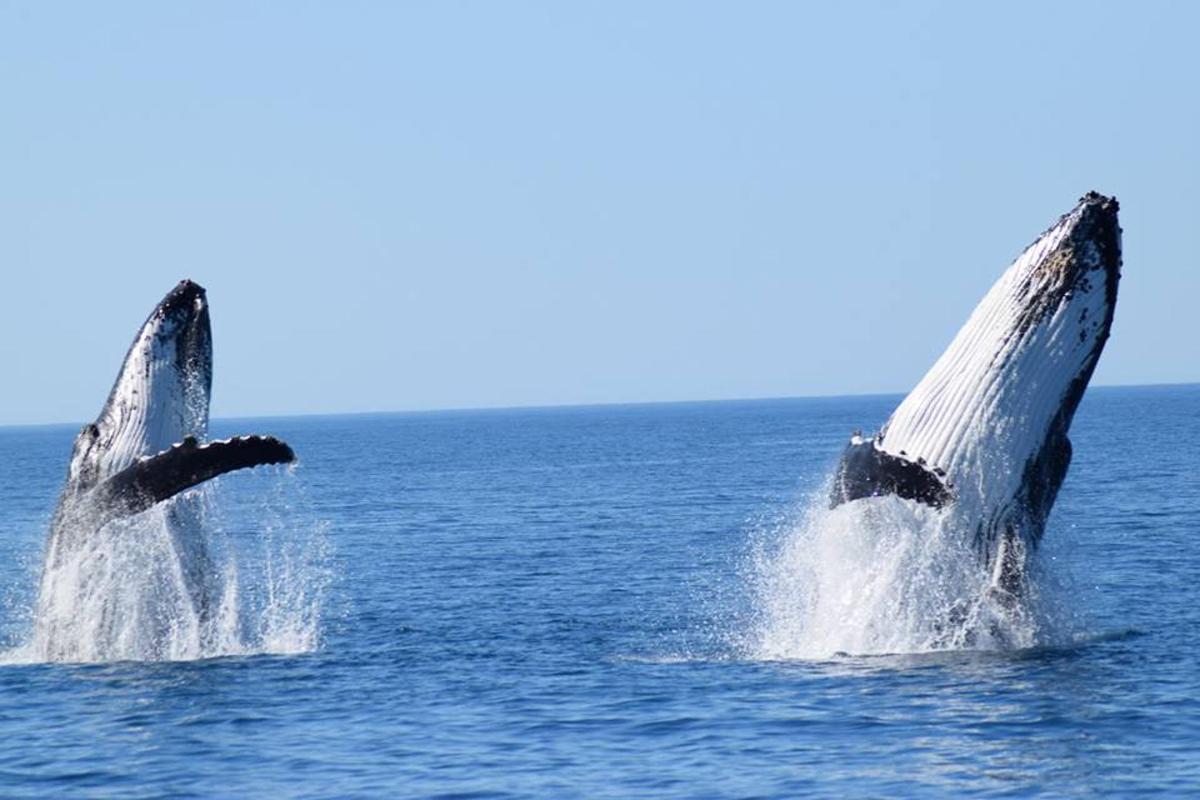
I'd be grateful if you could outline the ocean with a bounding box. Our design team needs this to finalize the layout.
[0,384,1196,797]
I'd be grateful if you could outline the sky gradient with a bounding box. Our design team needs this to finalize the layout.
[1,2,1196,425]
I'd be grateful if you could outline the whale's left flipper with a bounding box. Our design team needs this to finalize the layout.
[831,436,953,509]
[94,435,296,521]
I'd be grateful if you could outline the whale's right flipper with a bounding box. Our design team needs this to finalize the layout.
[94,435,295,522]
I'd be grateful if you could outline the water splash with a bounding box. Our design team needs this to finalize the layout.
[2,469,330,664]
[740,490,1077,660]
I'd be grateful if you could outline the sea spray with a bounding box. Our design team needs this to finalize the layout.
[4,467,330,664]
[184,466,333,658]
[741,489,1076,660]
[250,482,332,655]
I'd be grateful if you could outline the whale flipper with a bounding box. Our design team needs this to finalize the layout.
[94,435,295,521]
[831,436,953,509]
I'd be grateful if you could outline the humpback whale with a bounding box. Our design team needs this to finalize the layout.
[830,192,1122,599]
[33,280,295,661]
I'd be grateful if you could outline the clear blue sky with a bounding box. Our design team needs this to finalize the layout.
[1,2,1195,425]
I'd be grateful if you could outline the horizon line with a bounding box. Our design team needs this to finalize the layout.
[4,379,1196,431]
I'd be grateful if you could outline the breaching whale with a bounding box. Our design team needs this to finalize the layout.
[33,280,295,661]
[829,192,1121,599]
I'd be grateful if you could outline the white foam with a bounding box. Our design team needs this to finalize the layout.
[3,477,330,665]
[741,492,1074,660]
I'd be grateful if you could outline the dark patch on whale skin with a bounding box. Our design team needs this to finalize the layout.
[830,439,953,509]
[162,281,214,412]
[995,192,1121,373]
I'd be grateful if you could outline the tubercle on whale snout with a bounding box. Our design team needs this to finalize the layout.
[1012,194,1121,336]
[147,281,209,333]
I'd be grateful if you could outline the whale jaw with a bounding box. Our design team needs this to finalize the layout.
[831,192,1121,577]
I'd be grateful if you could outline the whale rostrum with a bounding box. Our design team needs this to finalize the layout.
[830,192,1122,595]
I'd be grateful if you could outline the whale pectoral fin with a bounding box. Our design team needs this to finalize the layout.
[830,438,953,509]
[96,435,295,520]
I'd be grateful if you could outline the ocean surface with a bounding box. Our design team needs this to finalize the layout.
[0,384,1197,797]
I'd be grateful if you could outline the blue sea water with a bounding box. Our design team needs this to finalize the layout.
[0,385,1197,797]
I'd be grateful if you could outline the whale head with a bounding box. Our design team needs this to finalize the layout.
[67,280,213,493]
[834,192,1122,561]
